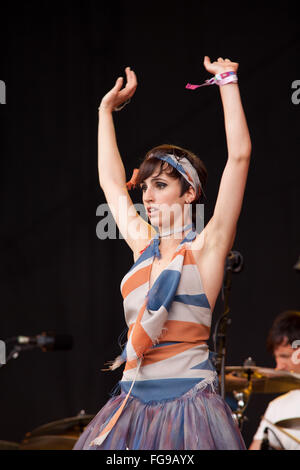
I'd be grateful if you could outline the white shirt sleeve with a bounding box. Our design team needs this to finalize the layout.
[252,391,300,450]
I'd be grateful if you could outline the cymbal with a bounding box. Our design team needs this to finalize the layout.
[275,418,300,430]
[224,366,300,394]
[25,414,94,438]
[0,440,20,450]
[19,435,77,450]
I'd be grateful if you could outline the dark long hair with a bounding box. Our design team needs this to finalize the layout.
[135,144,208,225]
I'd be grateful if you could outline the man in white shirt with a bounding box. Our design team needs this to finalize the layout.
[249,310,300,450]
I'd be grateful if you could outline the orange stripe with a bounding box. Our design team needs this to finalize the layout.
[121,264,151,298]
[131,320,153,358]
[97,360,142,440]
[124,358,138,370]
[160,320,210,343]
[183,249,197,265]
[171,245,185,260]
[127,319,209,358]
[127,303,152,358]
[124,319,209,371]
[143,341,202,365]
[125,341,204,370]
[98,394,130,436]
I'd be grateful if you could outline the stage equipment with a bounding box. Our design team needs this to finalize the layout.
[1,331,73,368]
[213,250,243,399]
[224,363,300,430]
[19,410,94,450]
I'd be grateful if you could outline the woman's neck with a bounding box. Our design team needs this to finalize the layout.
[156,223,193,252]
[157,222,193,238]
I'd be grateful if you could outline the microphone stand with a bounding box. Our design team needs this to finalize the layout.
[0,342,38,368]
[1,332,73,370]
[213,251,243,400]
[213,266,232,399]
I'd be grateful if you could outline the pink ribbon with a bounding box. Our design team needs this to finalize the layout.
[186,71,237,90]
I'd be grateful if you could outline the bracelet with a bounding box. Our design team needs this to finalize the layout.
[186,71,238,90]
[114,98,131,111]
[98,98,131,112]
[214,71,238,86]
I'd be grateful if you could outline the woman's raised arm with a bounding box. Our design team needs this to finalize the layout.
[98,67,137,187]
[199,57,252,255]
[98,67,155,254]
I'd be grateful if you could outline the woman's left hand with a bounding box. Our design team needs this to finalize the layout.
[203,56,239,76]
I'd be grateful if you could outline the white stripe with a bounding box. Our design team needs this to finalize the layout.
[142,306,169,340]
[123,282,148,325]
[122,344,210,381]
[168,302,211,327]
[176,264,204,295]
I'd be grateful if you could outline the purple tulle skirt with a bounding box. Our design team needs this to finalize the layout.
[73,378,246,450]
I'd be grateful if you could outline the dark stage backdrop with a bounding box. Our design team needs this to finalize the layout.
[0,1,299,449]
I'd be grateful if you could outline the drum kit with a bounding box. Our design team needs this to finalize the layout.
[224,360,300,448]
[0,410,94,450]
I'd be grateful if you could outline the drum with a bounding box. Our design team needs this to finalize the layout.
[20,412,94,450]
[0,440,20,450]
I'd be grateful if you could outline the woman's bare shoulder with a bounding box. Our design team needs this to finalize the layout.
[190,219,214,253]
[191,216,234,257]
[132,227,156,262]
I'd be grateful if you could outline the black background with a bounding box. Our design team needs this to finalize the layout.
[0,0,299,450]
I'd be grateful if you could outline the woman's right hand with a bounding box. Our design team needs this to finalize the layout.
[99,67,137,113]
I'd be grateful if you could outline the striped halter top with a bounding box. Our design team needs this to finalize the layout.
[90,226,216,446]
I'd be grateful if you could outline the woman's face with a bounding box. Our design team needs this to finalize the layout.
[141,162,194,231]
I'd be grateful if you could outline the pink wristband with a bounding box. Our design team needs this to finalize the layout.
[186,71,238,90]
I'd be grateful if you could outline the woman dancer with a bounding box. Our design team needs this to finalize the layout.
[74,56,251,450]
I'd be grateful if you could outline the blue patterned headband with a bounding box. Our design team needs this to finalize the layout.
[126,153,202,198]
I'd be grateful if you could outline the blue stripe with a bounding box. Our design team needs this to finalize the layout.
[120,377,205,402]
[173,293,211,309]
[147,269,181,311]
[157,155,187,177]
[120,345,127,361]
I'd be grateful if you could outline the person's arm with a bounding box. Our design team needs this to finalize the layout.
[98,69,134,187]
[248,439,262,450]
[195,57,251,255]
[249,400,275,450]
[98,67,155,252]
[218,65,252,163]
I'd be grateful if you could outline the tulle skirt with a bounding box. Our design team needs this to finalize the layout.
[73,378,246,450]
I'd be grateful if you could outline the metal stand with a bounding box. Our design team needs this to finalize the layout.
[213,251,243,400]
[213,268,232,399]
[0,343,37,368]
[232,357,256,430]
